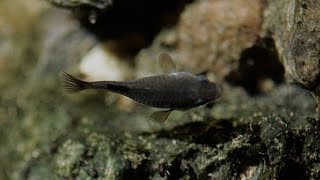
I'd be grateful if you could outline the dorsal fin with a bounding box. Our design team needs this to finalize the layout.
[150,109,173,123]
[158,53,176,74]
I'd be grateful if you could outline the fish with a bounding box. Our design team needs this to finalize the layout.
[61,53,222,123]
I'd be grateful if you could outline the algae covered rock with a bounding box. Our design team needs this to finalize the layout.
[21,85,318,179]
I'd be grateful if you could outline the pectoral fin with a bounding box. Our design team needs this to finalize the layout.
[158,53,176,74]
[150,109,173,123]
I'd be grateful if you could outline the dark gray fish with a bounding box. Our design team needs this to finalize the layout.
[61,53,222,123]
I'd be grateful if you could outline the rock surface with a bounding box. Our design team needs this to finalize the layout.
[263,0,320,112]
[135,0,263,80]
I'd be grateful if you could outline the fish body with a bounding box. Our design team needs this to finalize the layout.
[61,53,221,123]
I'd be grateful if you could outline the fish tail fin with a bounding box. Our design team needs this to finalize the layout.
[60,72,89,93]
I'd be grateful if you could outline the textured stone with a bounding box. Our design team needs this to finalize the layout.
[263,0,320,112]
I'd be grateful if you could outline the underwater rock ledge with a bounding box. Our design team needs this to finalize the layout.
[21,85,318,179]
[23,117,320,179]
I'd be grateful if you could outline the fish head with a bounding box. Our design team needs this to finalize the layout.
[197,76,222,102]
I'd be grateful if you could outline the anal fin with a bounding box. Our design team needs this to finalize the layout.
[150,109,173,123]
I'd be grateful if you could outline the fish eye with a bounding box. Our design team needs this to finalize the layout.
[197,75,209,82]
